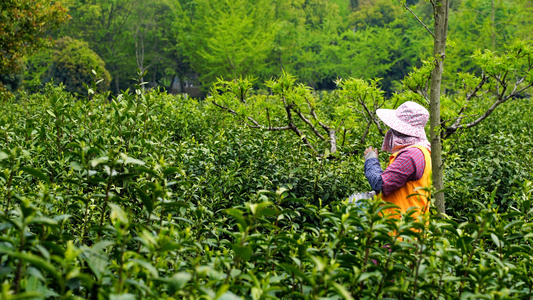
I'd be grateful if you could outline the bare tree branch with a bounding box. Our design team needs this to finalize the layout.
[509,82,533,99]
[498,80,508,100]
[310,113,337,153]
[406,83,430,104]
[282,97,318,154]
[306,99,336,133]
[359,98,385,135]
[361,121,371,144]
[211,100,290,131]
[287,122,318,154]
[292,109,326,141]
[443,82,533,138]
[451,99,506,132]
[303,97,338,153]
[465,74,488,102]
[450,73,488,129]
[441,113,480,125]
[418,90,430,105]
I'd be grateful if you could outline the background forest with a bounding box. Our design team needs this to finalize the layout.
[2,0,532,97]
[1,0,533,299]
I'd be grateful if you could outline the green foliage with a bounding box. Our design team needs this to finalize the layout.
[209,73,392,155]
[6,0,531,97]
[31,0,437,93]
[34,37,112,96]
[444,98,533,219]
[335,77,389,141]
[396,39,533,139]
[178,0,278,84]
[0,72,23,93]
[446,0,533,92]
[265,0,345,88]
[262,0,432,91]
[57,0,141,93]
[0,0,69,74]
[2,0,533,295]
[1,79,532,298]
[23,50,53,94]
[128,0,186,90]
[324,27,404,85]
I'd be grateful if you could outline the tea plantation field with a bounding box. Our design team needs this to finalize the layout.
[0,85,532,299]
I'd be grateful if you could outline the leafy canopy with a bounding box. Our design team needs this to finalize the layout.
[0,0,69,74]
[45,37,112,96]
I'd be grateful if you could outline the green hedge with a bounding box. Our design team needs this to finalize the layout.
[0,85,532,299]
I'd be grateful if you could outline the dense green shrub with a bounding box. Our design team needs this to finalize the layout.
[36,37,112,96]
[0,85,532,299]
[444,98,533,219]
[23,50,54,94]
[0,72,23,92]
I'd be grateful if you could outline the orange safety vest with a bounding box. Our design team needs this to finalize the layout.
[380,145,432,220]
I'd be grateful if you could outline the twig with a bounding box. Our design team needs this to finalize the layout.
[361,121,371,144]
[444,83,532,137]
[441,113,480,126]
[282,97,318,154]
[292,109,325,141]
[449,74,488,129]
[359,99,385,135]
[211,100,290,131]
[396,0,435,37]
[304,97,338,153]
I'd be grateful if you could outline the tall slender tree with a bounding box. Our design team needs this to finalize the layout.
[398,0,533,214]
[429,0,449,214]
[178,0,278,85]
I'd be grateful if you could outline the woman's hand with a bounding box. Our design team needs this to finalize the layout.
[364,146,379,160]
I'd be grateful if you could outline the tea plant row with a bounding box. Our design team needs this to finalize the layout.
[0,85,532,299]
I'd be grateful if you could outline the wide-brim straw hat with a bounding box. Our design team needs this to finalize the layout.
[376,101,429,138]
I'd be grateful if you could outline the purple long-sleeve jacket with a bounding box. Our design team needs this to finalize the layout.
[364,147,426,195]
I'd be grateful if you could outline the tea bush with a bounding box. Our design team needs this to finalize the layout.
[0,84,532,299]
[444,98,533,219]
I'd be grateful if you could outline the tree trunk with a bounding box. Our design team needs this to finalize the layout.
[491,0,496,51]
[430,0,449,214]
[115,71,120,95]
